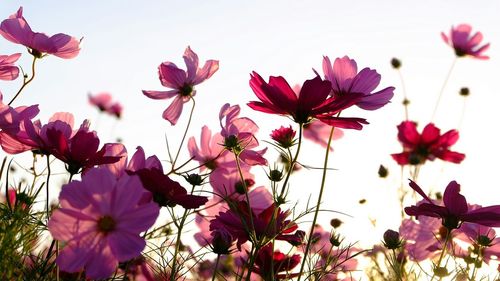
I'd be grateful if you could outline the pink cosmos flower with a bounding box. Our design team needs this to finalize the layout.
[322,56,394,110]
[0,7,81,59]
[399,215,446,261]
[303,121,343,151]
[405,180,500,230]
[457,222,500,265]
[47,168,160,279]
[252,243,301,280]
[219,103,267,166]
[88,92,123,119]
[248,72,368,129]
[188,125,234,171]
[441,24,490,59]
[142,46,219,125]
[0,53,21,80]
[391,121,465,165]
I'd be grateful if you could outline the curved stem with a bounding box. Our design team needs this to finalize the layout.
[397,69,410,121]
[8,56,37,106]
[171,98,196,171]
[430,58,457,122]
[297,126,336,280]
[279,124,303,198]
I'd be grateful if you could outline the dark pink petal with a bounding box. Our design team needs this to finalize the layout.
[356,86,395,110]
[49,33,81,59]
[84,243,118,279]
[439,150,465,163]
[397,121,419,146]
[266,75,298,113]
[317,116,368,130]
[391,152,410,165]
[158,62,186,89]
[322,56,335,85]
[421,123,440,144]
[117,201,159,232]
[443,181,468,216]
[404,203,447,218]
[438,129,460,146]
[247,101,287,115]
[350,67,381,94]
[174,194,209,209]
[461,206,500,227]
[408,180,434,204]
[297,76,332,112]
[239,148,268,166]
[332,56,357,90]
[142,89,178,100]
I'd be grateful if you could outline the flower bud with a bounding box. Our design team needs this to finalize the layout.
[391,58,402,69]
[211,229,234,255]
[383,229,402,250]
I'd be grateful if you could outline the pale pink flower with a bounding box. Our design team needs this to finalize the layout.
[88,92,112,112]
[0,7,81,59]
[188,125,234,171]
[142,46,219,125]
[441,24,490,59]
[219,103,267,166]
[48,168,160,279]
[322,56,394,110]
[303,121,343,151]
[0,53,21,80]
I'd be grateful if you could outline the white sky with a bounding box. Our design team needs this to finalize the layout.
[1,0,500,264]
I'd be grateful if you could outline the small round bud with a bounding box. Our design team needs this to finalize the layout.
[211,229,234,255]
[359,198,367,204]
[378,165,388,178]
[383,229,402,250]
[270,126,296,148]
[330,232,342,247]
[234,179,255,194]
[269,169,283,182]
[330,218,343,228]
[459,87,470,97]
[391,58,402,69]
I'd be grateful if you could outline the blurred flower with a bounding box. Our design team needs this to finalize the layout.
[107,102,122,119]
[48,168,160,279]
[0,92,39,138]
[405,180,500,230]
[400,215,449,261]
[391,121,465,165]
[142,46,219,125]
[248,72,367,129]
[0,7,81,59]
[323,56,395,110]
[303,120,343,151]
[252,243,301,280]
[88,92,123,119]
[0,53,21,80]
[441,24,489,59]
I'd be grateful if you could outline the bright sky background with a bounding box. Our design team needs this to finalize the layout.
[1,0,500,266]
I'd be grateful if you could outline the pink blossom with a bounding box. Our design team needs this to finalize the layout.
[0,7,81,59]
[142,46,219,125]
[399,215,444,261]
[441,24,490,59]
[188,125,234,171]
[107,102,123,119]
[88,92,123,119]
[303,121,343,151]
[0,53,21,80]
[392,121,465,165]
[48,168,160,279]
[219,103,267,166]
[252,243,301,280]
[322,56,394,110]
[271,125,296,148]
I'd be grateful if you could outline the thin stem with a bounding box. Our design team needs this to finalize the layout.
[470,245,483,281]
[8,56,37,106]
[211,254,221,281]
[297,126,336,281]
[457,96,468,130]
[171,98,196,171]
[244,245,258,281]
[45,155,51,219]
[430,58,457,122]
[279,124,303,198]
[397,69,410,120]
[234,154,256,238]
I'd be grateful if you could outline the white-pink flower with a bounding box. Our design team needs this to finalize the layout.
[48,168,159,279]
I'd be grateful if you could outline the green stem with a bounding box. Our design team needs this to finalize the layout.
[8,56,37,106]
[279,124,303,199]
[171,98,196,171]
[235,154,256,239]
[297,126,336,281]
[45,155,51,219]
[397,69,410,121]
[430,229,451,281]
[430,58,457,122]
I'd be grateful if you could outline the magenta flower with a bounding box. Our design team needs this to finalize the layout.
[219,103,267,166]
[253,243,301,280]
[405,180,500,230]
[188,125,234,171]
[0,7,81,59]
[46,119,123,174]
[0,53,21,80]
[142,46,219,125]
[135,167,208,209]
[322,56,395,110]
[0,94,39,153]
[107,102,122,119]
[391,121,465,165]
[248,72,367,129]
[271,125,296,148]
[441,24,490,59]
[47,168,160,279]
